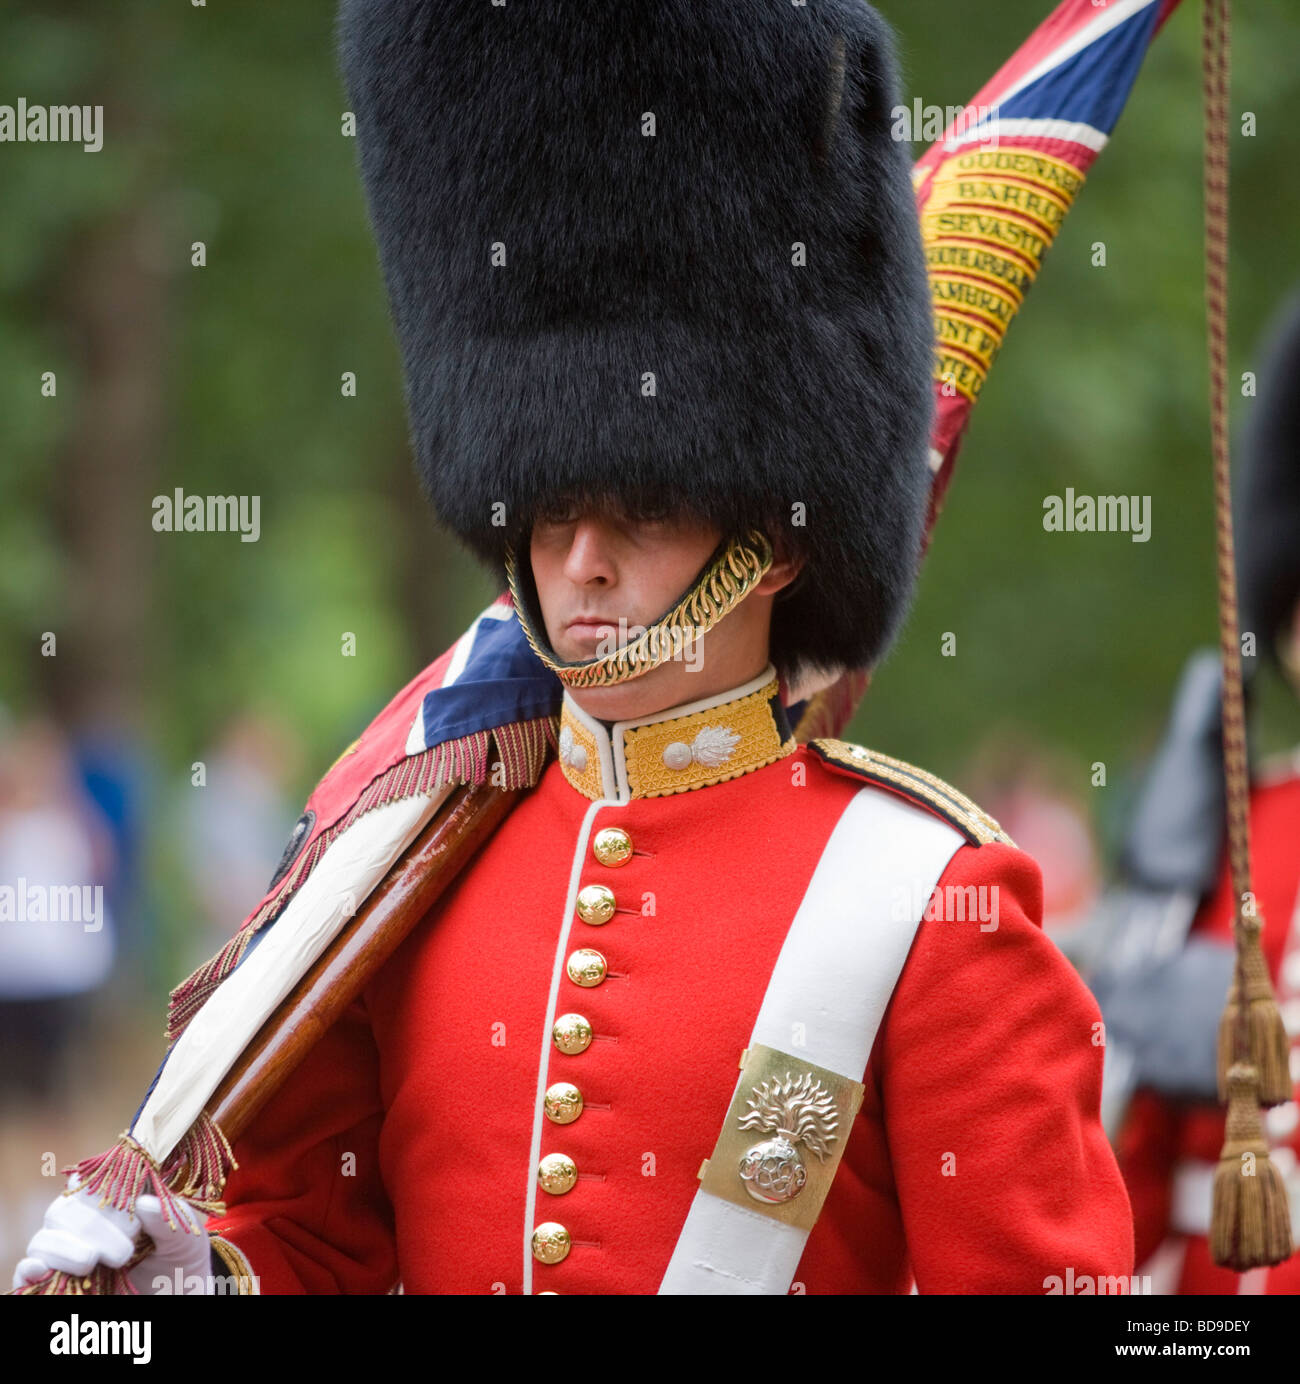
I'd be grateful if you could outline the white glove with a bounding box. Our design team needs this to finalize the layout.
[13,1177,214,1295]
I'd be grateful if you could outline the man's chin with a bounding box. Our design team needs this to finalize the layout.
[564,665,684,724]
[553,629,635,664]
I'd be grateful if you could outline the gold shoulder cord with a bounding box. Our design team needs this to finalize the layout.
[209,1235,259,1294]
[506,528,774,689]
[813,738,1015,848]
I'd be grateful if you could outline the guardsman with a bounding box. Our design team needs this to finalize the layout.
[15,0,1132,1295]
[1112,290,1300,1294]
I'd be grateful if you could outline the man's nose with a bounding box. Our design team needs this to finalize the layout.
[562,517,617,586]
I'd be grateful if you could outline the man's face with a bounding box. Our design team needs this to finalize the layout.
[528,498,794,722]
[529,501,722,668]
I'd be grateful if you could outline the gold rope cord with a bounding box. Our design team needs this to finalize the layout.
[1203,0,1250,999]
[1204,0,1293,1272]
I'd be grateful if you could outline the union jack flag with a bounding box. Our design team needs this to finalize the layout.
[918,0,1185,505]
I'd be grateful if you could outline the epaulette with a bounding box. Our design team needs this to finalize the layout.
[808,738,1016,848]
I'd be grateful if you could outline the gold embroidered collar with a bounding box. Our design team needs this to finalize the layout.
[556,665,796,802]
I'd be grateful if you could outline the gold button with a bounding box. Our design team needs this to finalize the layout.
[538,1153,578,1196]
[592,827,633,867]
[544,1081,583,1124]
[566,948,607,987]
[531,1222,571,1265]
[576,883,616,926]
[552,1013,593,1055]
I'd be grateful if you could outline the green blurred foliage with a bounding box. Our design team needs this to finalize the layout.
[1,1,1298,978]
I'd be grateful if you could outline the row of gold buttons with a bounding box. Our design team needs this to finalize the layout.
[532,827,635,1271]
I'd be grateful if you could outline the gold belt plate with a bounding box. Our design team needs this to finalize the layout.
[697,1042,865,1232]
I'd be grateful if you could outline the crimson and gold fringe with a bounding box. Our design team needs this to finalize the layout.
[12,1262,136,1296]
[10,1110,237,1297]
[63,1115,235,1230]
[65,1133,196,1229]
[161,1109,237,1211]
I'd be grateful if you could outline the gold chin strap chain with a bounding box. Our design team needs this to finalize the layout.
[505,528,774,689]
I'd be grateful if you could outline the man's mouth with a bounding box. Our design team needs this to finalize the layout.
[565,616,620,644]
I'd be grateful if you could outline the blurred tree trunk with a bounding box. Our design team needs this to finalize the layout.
[40,25,170,738]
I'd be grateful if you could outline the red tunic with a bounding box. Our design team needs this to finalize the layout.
[1117,759,1300,1294]
[207,678,1132,1294]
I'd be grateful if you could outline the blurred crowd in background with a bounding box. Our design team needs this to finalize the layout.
[0,706,303,1259]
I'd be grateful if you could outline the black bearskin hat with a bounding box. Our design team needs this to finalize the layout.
[1238,287,1300,667]
[337,0,935,682]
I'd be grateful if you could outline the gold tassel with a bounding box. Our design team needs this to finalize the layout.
[1209,1063,1293,1271]
[1217,913,1292,1105]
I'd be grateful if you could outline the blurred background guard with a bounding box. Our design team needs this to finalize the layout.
[1084,288,1300,1295]
[0,717,117,1105]
[0,716,118,1265]
[179,711,301,971]
[963,730,1104,943]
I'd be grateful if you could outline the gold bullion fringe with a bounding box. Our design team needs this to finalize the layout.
[8,1110,238,1297]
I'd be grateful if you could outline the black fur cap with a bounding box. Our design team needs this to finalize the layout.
[337,0,935,681]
